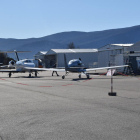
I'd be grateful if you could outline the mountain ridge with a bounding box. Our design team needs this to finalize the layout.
[0,25,140,59]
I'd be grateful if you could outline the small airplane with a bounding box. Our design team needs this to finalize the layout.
[26,54,128,79]
[0,50,44,77]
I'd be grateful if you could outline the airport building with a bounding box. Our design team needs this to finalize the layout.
[98,44,133,67]
[124,41,140,74]
[98,42,140,74]
[35,49,98,68]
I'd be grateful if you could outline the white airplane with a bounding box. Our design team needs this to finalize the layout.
[0,50,44,77]
[26,54,128,79]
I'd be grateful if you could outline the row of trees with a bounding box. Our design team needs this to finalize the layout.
[0,52,14,65]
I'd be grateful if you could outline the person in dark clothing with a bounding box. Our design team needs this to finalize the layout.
[52,63,59,76]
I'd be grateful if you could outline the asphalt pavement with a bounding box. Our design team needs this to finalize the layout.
[0,71,140,140]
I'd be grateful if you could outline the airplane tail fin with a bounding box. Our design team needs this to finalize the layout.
[14,50,31,62]
[14,50,19,61]
[64,54,68,71]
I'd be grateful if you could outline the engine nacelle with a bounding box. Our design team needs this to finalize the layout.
[9,60,15,67]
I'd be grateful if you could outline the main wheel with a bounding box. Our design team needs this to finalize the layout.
[29,74,31,78]
[79,74,81,78]
[9,72,11,78]
[62,75,65,79]
[87,74,90,79]
[35,72,37,77]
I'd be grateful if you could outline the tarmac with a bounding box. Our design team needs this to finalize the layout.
[0,70,140,140]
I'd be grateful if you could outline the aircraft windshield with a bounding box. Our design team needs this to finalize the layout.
[68,60,75,65]
[68,59,82,66]
[23,60,33,63]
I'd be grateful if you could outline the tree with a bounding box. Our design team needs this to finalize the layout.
[67,42,76,49]
[0,52,15,65]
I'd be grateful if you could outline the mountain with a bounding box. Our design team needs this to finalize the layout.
[0,25,140,59]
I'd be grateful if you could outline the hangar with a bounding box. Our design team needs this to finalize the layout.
[124,41,140,74]
[98,42,140,74]
[35,49,98,68]
[98,44,133,67]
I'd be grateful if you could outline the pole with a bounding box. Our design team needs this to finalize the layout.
[108,69,117,96]
[111,69,113,93]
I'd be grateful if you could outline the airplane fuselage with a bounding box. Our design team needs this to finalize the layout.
[66,59,86,73]
[15,59,35,72]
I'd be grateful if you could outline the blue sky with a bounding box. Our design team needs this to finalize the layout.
[0,0,140,39]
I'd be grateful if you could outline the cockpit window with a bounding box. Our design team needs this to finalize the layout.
[68,60,74,65]
[24,60,32,63]
[68,59,82,66]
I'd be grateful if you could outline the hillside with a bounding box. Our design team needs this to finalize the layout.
[0,25,140,59]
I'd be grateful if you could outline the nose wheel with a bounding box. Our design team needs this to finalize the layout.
[29,73,31,78]
[79,74,81,78]
[62,75,65,79]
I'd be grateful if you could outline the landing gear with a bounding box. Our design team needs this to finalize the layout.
[35,71,37,77]
[62,71,69,79]
[62,75,65,79]
[79,74,81,78]
[86,74,90,79]
[9,72,11,78]
[29,73,31,78]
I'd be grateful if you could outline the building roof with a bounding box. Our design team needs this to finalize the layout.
[100,43,134,50]
[111,44,133,47]
[47,49,98,55]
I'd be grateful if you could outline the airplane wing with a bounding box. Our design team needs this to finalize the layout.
[0,65,15,68]
[0,69,19,72]
[0,65,9,68]
[24,67,66,72]
[85,65,128,71]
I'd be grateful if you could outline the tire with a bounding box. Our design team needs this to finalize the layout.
[62,75,65,79]
[87,74,90,79]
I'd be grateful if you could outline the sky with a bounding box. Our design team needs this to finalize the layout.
[0,0,140,39]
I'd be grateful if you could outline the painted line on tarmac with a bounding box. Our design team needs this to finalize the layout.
[0,78,6,80]
[39,86,52,87]
[117,72,140,81]
[0,78,73,87]
[17,83,29,86]
[62,84,73,86]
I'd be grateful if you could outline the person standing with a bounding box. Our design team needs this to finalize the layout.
[52,63,59,76]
